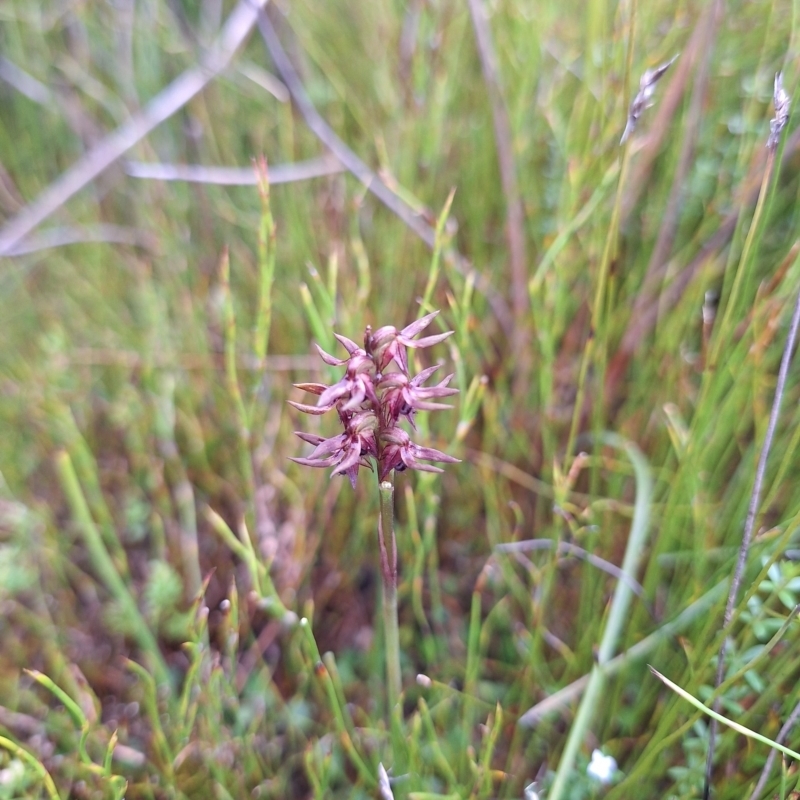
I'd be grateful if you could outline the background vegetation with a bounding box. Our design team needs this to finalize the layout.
[1,0,800,797]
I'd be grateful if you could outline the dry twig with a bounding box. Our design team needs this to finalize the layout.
[0,0,268,257]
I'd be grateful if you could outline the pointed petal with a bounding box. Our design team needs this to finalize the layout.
[400,310,439,338]
[363,376,380,407]
[289,454,342,468]
[318,381,351,407]
[305,436,348,460]
[340,382,366,411]
[434,373,455,388]
[288,400,333,415]
[293,382,329,395]
[410,364,440,385]
[314,343,347,366]
[400,451,444,473]
[412,400,454,411]
[333,333,361,354]
[412,444,460,463]
[331,439,363,477]
[400,330,454,349]
[412,384,459,399]
[294,431,326,445]
[392,343,409,375]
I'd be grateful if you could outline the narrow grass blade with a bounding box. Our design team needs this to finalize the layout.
[650,667,800,762]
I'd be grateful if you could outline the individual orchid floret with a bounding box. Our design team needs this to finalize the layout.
[379,365,458,428]
[290,311,460,486]
[289,410,378,488]
[366,311,454,373]
[378,427,460,482]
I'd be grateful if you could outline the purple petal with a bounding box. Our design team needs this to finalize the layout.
[314,343,347,366]
[399,310,439,338]
[294,431,326,445]
[344,465,359,489]
[288,400,334,415]
[411,444,460,463]
[412,383,459,399]
[293,382,329,395]
[409,364,440,385]
[333,333,362,355]
[405,460,444,474]
[378,444,404,479]
[399,330,454,349]
[413,400,454,411]
[398,446,444,473]
[340,381,367,412]
[362,375,380,407]
[391,343,409,375]
[305,435,348,460]
[331,439,363,478]
[377,374,408,392]
[318,381,352,407]
[370,325,397,344]
[289,454,343,468]
[380,427,410,446]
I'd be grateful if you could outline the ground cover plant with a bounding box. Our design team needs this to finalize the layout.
[2,0,800,798]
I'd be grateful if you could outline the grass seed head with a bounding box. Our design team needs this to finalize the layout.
[768,71,790,150]
[621,54,679,144]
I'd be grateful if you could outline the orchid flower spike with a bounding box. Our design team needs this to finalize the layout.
[290,311,460,488]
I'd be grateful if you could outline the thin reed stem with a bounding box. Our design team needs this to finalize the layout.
[298,620,377,788]
[55,451,170,687]
[564,114,635,466]
[748,696,800,800]
[705,280,800,796]
[708,149,777,371]
[218,248,255,495]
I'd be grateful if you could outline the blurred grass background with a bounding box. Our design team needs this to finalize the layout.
[2,0,800,798]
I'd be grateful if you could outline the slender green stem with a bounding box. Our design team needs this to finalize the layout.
[651,667,800,762]
[299,620,377,788]
[421,188,457,313]
[250,156,277,427]
[204,506,290,618]
[219,248,255,494]
[564,126,634,467]
[378,479,402,713]
[55,451,170,688]
[709,149,776,370]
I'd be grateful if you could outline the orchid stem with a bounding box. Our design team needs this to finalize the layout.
[378,478,402,717]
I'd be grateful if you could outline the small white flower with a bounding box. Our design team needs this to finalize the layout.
[378,763,395,800]
[523,781,541,800]
[587,749,618,784]
[0,759,25,786]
